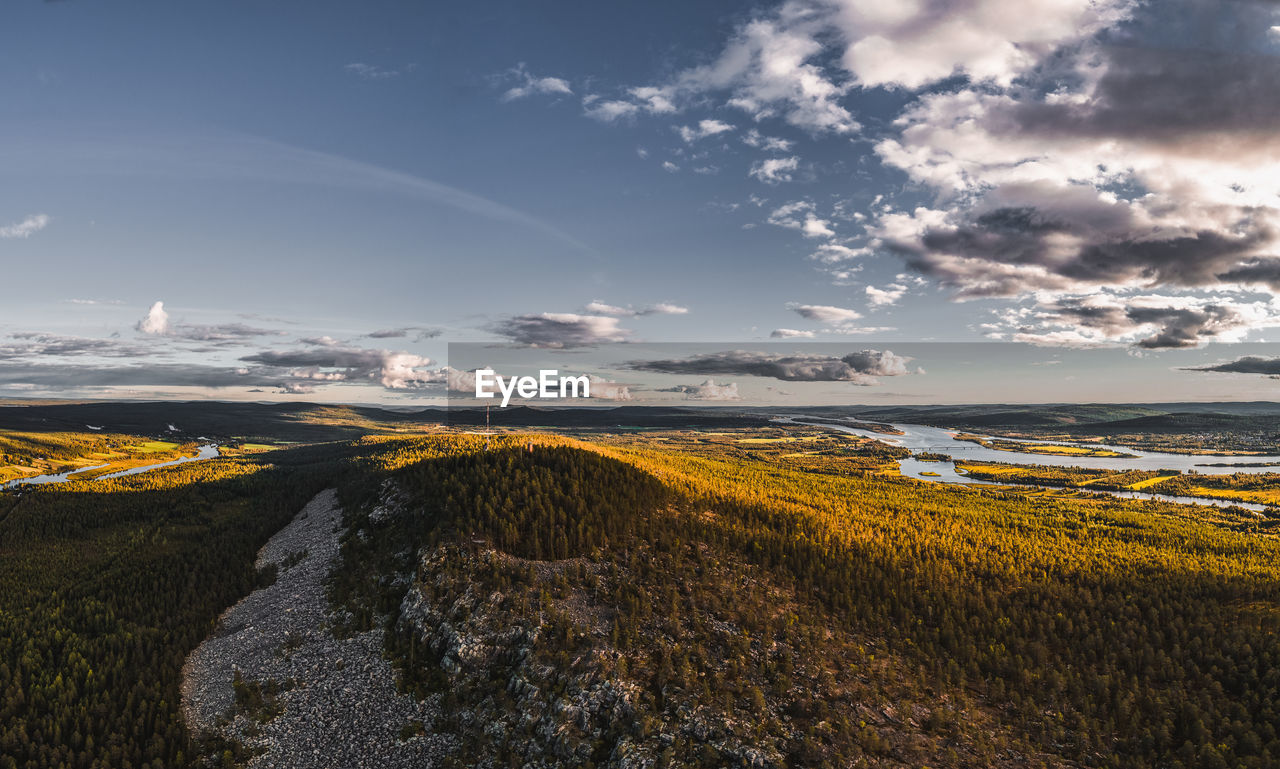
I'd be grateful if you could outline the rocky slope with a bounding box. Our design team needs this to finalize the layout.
[181,489,453,768]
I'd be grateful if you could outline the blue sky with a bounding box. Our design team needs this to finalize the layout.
[2,0,1280,404]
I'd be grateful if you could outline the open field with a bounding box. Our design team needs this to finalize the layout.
[136,440,181,453]
[1125,474,1179,490]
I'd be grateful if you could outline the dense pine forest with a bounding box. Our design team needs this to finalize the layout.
[331,433,1280,769]
[0,443,368,769]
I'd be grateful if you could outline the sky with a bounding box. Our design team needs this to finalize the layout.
[2,0,1280,405]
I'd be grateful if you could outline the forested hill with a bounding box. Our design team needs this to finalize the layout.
[326,435,1280,769]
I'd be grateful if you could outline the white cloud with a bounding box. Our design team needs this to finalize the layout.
[749,156,799,184]
[345,63,401,81]
[864,21,1280,344]
[831,0,1131,89]
[671,378,741,400]
[588,376,633,401]
[801,215,834,238]
[662,161,680,173]
[676,119,734,143]
[742,129,793,152]
[500,63,573,101]
[865,283,907,307]
[767,201,832,238]
[770,328,815,338]
[0,214,50,239]
[670,7,859,134]
[810,243,867,263]
[66,298,124,306]
[560,0,1280,348]
[136,301,170,335]
[584,300,689,317]
[444,366,479,393]
[787,303,862,323]
[649,302,689,315]
[828,325,896,335]
[586,0,1126,138]
[378,352,437,389]
[583,96,641,122]
[584,301,631,316]
[629,86,679,114]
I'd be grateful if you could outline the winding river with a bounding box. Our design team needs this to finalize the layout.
[776,418,1280,513]
[2,444,221,491]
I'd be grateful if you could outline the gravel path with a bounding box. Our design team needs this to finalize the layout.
[181,489,452,768]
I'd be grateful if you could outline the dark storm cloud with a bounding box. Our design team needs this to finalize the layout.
[0,343,442,393]
[0,358,431,394]
[971,0,1280,150]
[167,322,284,342]
[630,349,913,383]
[488,313,629,348]
[894,191,1280,298]
[0,362,279,389]
[240,344,439,390]
[2,333,151,358]
[241,348,391,369]
[1217,260,1280,291]
[1126,306,1241,349]
[366,327,442,341]
[1000,44,1280,148]
[1188,356,1280,375]
[1026,298,1254,349]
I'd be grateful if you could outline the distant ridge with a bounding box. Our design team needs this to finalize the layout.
[0,399,1276,441]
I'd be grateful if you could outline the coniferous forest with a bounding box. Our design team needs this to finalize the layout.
[3,428,1280,768]
[0,443,357,769]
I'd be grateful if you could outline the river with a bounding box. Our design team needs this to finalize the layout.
[777,418,1278,513]
[2,444,220,490]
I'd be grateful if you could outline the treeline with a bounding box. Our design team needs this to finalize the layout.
[1152,471,1280,495]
